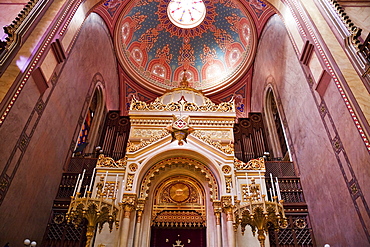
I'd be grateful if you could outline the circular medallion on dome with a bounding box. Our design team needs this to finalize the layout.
[167,0,206,29]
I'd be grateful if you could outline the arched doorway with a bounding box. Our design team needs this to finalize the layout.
[150,175,207,247]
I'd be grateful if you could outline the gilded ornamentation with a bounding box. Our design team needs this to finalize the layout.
[234,157,265,170]
[121,194,137,207]
[96,154,127,168]
[126,130,170,152]
[153,210,205,228]
[234,194,287,247]
[169,183,190,202]
[97,182,118,200]
[159,181,199,204]
[225,176,232,193]
[194,130,231,139]
[234,178,287,247]
[192,130,234,154]
[165,115,194,145]
[125,174,134,191]
[130,95,235,112]
[140,157,218,200]
[132,129,168,138]
[222,165,232,174]
[213,200,222,225]
[294,218,307,229]
[66,191,119,247]
[129,163,138,172]
[221,195,233,209]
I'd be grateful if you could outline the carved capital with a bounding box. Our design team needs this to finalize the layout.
[213,200,222,214]
[121,193,137,214]
[221,195,233,209]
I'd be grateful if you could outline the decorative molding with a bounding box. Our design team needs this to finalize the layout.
[126,130,170,152]
[0,0,40,53]
[234,157,265,170]
[140,157,219,200]
[191,130,234,154]
[96,154,127,168]
[130,95,235,113]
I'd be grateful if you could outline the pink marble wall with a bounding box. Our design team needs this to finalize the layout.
[0,13,119,245]
[251,14,369,246]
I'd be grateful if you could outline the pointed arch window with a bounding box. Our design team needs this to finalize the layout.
[73,86,105,156]
[265,89,290,161]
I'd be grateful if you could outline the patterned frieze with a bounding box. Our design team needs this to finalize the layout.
[130,118,172,126]
[131,128,169,139]
[129,118,235,127]
[192,130,232,140]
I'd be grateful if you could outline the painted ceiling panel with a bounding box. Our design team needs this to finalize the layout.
[114,0,258,94]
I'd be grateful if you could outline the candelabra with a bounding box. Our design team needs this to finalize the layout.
[234,178,287,247]
[66,173,120,247]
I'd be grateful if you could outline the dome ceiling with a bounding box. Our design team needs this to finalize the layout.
[115,0,257,94]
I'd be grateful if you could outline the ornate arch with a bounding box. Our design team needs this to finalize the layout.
[139,157,219,201]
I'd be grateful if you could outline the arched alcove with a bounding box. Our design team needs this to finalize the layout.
[150,175,207,247]
[136,155,221,247]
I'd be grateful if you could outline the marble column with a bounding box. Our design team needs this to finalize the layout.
[119,194,137,247]
[133,199,145,247]
[213,200,222,247]
[221,196,235,247]
[225,208,235,247]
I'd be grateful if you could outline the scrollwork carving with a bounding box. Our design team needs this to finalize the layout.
[96,154,127,168]
[130,93,234,112]
[234,157,265,170]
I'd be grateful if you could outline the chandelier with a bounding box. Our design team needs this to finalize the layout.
[66,171,120,247]
[234,178,287,247]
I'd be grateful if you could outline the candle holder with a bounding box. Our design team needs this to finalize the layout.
[66,191,120,247]
[234,179,287,247]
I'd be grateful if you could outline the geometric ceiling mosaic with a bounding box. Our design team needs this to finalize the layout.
[115,0,257,94]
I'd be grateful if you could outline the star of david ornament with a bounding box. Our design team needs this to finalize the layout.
[165,115,194,145]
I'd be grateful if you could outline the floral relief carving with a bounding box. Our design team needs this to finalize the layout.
[191,130,234,154]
